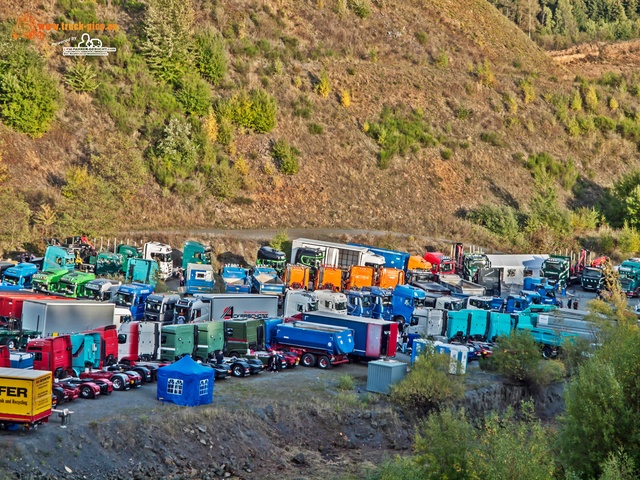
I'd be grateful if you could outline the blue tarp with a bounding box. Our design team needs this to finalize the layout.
[157,355,215,406]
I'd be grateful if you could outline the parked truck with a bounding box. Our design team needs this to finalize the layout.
[113,283,154,321]
[344,265,374,290]
[423,251,456,275]
[220,265,251,293]
[313,266,343,291]
[256,246,287,277]
[541,255,572,288]
[1,263,39,289]
[249,267,286,296]
[300,311,398,359]
[270,321,354,369]
[175,297,210,324]
[32,267,69,294]
[182,241,212,270]
[618,259,640,297]
[42,246,76,272]
[0,368,52,430]
[185,264,215,295]
[143,242,173,280]
[125,258,159,287]
[117,321,161,363]
[315,289,348,315]
[200,293,279,322]
[21,300,119,337]
[83,279,121,302]
[282,289,319,318]
[284,265,310,290]
[144,294,180,324]
[437,273,486,297]
[580,266,605,291]
[291,238,385,270]
[59,271,96,298]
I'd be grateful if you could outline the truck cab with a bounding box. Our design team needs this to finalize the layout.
[182,241,212,270]
[315,289,348,315]
[113,283,154,321]
[462,254,490,281]
[541,255,571,288]
[430,295,464,312]
[84,279,121,301]
[345,290,374,317]
[43,246,76,272]
[59,271,96,298]
[423,251,456,275]
[174,297,210,324]
[464,296,495,310]
[117,321,161,363]
[581,266,604,291]
[282,290,319,318]
[126,258,160,286]
[345,265,375,290]
[221,265,251,293]
[116,244,142,274]
[144,293,180,324]
[27,335,77,378]
[618,260,640,297]
[185,263,215,294]
[32,267,70,294]
[143,242,173,280]
[1,263,38,288]
[256,246,287,277]
[389,284,427,324]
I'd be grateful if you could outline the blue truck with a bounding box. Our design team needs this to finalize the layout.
[250,267,285,296]
[70,332,102,371]
[346,289,375,318]
[270,320,354,369]
[301,311,398,359]
[522,277,558,305]
[220,265,251,293]
[113,283,154,321]
[185,264,215,295]
[1,263,39,288]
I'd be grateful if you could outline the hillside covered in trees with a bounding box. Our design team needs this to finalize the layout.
[1,0,640,258]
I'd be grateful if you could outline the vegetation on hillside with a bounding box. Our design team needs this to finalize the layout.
[490,0,640,47]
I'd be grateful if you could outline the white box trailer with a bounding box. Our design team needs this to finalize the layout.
[22,300,116,337]
[198,294,278,322]
[291,238,385,269]
[485,254,549,287]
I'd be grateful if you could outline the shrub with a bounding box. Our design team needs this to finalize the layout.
[617,118,640,144]
[434,50,448,69]
[567,118,581,136]
[504,93,518,114]
[0,42,60,138]
[519,78,535,104]
[340,89,351,108]
[415,31,428,45]
[194,28,227,85]
[348,0,372,18]
[570,207,600,232]
[208,158,242,199]
[271,139,300,175]
[594,115,617,133]
[315,69,331,98]
[466,204,520,239]
[150,116,199,188]
[336,374,355,391]
[455,106,472,120]
[609,97,619,111]
[216,116,233,145]
[65,61,99,93]
[571,89,583,111]
[584,84,599,112]
[203,108,219,143]
[618,222,640,254]
[391,344,465,415]
[292,95,313,118]
[175,73,212,116]
[479,131,505,147]
[308,123,323,134]
[216,89,277,133]
[440,148,452,160]
[473,60,495,87]
[577,114,595,134]
[486,330,542,383]
[269,230,289,251]
[334,0,348,16]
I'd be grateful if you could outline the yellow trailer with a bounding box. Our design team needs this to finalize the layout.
[0,368,52,429]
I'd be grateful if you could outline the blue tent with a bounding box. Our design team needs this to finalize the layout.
[157,355,215,406]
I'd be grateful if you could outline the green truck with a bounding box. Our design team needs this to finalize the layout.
[32,267,70,294]
[618,260,640,297]
[159,323,224,362]
[580,266,604,291]
[461,253,490,281]
[59,271,96,298]
[541,255,572,288]
[223,318,265,357]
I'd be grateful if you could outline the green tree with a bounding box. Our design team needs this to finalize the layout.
[194,28,227,86]
[149,116,199,188]
[0,189,31,251]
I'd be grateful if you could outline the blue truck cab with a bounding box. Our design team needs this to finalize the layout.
[1,263,39,288]
[220,265,251,293]
[185,264,215,295]
[389,284,427,324]
[346,290,374,317]
[250,267,285,296]
[113,282,154,321]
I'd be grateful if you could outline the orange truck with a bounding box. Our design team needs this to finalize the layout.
[284,265,310,290]
[314,266,344,291]
[345,266,375,290]
[0,368,52,429]
[377,267,405,289]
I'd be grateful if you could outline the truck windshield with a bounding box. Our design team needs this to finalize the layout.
[60,282,76,295]
[620,278,632,290]
[583,268,602,279]
[84,286,100,300]
[307,301,319,312]
[469,299,491,309]
[362,297,372,308]
[176,306,190,317]
[335,301,347,311]
[543,262,564,273]
[412,273,430,282]
[2,274,18,285]
[146,301,162,313]
[151,253,172,263]
[382,295,392,307]
[114,292,134,307]
[440,263,455,274]
[470,260,487,270]
[619,269,634,280]
[445,301,463,311]
[414,298,426,308]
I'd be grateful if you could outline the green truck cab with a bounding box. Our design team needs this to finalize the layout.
[580,267,604,291]
[462,254,490,281]
[618,260,640,297]
[32,267,70,294]
[59,271,96,298]
[541,255,571,288]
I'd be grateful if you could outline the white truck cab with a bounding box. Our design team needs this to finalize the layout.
[143,242,173,280]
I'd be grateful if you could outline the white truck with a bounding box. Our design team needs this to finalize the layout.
[405,308,446,338]
[291,238,385,269]
[281,289,348,317]
[198,293,279,321]
[21,300,125,337]
[143,241,173,280]
[438,273,486,297]
[84,278,121,302]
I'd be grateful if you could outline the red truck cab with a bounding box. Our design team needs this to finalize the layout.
[423,252,456,275]
[89,325,119,367]
[26,335,75,379]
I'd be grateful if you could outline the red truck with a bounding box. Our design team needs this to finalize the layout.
[0,293,70,326]
[88,325,119,367]
[423,251,456,275]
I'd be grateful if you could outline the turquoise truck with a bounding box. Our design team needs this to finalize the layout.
[618,259,640,297]
[182,241,212,270]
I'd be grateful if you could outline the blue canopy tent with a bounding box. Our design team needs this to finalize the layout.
[157,355,215,406]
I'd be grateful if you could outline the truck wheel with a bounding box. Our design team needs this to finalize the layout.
[54,367,64,379]
[231,364,245,378]
[111,376,125,391]
[301,353,316,368]
[228,351,240,358]
[105,355,117,366]
[5,338,17,350]
[80,385,94,399]
[317,356,331,369]
[542,346,554,359]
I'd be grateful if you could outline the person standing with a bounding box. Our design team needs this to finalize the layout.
[401,331,409,354]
